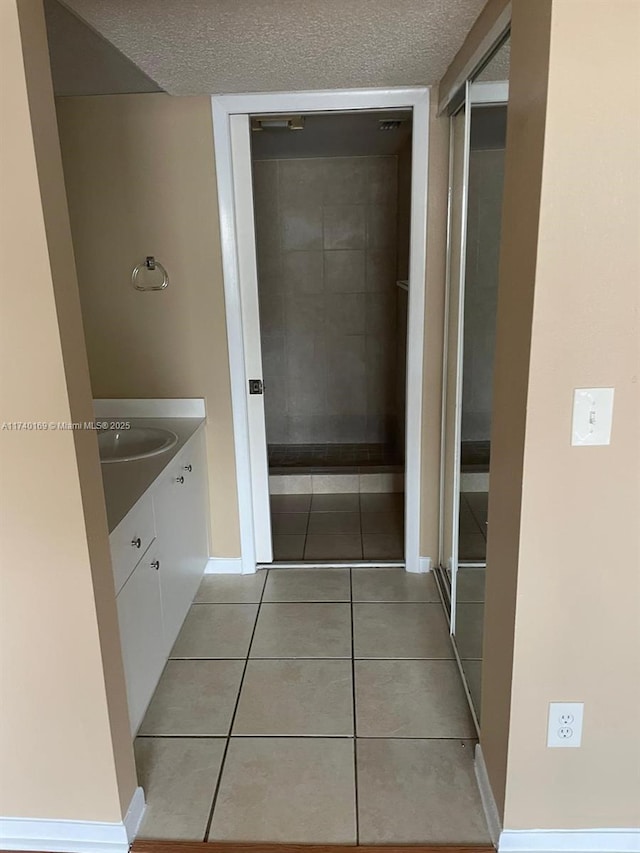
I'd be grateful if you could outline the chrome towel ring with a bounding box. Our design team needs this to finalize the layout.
[132,256,169,291]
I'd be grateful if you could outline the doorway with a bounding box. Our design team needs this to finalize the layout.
[212,88,429,574]
[250,111,411,563]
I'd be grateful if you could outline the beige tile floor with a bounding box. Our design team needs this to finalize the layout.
[270,492,404,561]
[135,567,490,846]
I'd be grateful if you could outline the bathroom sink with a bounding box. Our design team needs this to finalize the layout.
[98,427,178,463]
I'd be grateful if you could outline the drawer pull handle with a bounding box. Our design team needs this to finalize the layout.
[150,560,160,571]
[183,464,193,472]
[176,475,185,484]
[131,537,142,549]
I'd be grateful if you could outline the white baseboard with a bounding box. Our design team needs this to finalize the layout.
[418,556,432,573]
[475,744,502,847]
[0,788,145,853]
[123,786,145,842]
[498,828,640,852]
[205,556,243,574]
[473,750,640,853]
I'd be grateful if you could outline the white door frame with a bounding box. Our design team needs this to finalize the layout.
[439,85,472,623]
[212,87,430,574]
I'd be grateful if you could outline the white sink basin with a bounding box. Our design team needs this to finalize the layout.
[98,427,178,463]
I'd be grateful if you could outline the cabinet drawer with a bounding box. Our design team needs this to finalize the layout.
[110,497,156,594]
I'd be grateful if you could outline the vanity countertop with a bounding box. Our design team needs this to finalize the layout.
[101,416,205,532]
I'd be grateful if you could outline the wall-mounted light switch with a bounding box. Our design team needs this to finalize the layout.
[571,388,614,446]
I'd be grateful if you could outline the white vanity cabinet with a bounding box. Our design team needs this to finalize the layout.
[153,427,209,656]
[116,542,165,733]
[110,425,209,735]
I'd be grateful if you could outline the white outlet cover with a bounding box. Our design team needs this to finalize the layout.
[571,387,614,446]
[548,701,584,748]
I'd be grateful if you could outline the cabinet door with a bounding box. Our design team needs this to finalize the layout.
[178,427,210,603]
[154,428,209,656]
[116,543,165,735]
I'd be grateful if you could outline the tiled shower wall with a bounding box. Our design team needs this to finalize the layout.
[253,156,403,445]
[394,139,412,455]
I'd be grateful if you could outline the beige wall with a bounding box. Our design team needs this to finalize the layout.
[56,94,241,558]
[0,0,135,821]
[482,0,640,830]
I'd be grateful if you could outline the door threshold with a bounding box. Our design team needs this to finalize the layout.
[259,561,405,570]
[134,842,493,853]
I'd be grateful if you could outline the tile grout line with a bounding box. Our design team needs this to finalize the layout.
[349,567,360,844]
[169,655,462,661]
[201,572,268,841]
[192,596,437,606]
[136,732,475,740]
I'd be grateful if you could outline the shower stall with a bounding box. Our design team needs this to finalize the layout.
[250,112,412,481]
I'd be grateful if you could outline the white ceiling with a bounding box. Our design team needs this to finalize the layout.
[56,0,487,96]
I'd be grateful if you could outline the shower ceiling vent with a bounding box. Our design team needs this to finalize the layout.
[251,115,305,131]
[378,119,405,131]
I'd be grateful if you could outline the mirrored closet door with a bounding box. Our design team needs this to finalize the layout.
[437,37,510,727]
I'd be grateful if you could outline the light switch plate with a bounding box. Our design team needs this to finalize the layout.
[571,388,614,446]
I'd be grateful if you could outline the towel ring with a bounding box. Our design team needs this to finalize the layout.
[132,256,169,291]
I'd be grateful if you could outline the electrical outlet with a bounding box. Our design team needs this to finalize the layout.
[548,702,584,748]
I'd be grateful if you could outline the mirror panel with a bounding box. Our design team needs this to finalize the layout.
[476,37,510,82]
[436,34,510,727]
[440,100,470,595]
[454,100,507,722]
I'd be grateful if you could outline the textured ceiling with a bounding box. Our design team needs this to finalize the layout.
[251,111,413,160]
[45,0,161,95]
[58,0,487,96]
